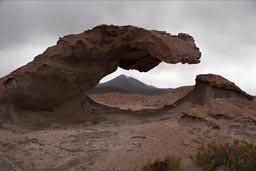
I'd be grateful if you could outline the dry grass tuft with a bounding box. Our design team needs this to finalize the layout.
[192,140,256,171]
[140,155,181,171]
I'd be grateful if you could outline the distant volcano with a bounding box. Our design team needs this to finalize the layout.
[87,75,171,95]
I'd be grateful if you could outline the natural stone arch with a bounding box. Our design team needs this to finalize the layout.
[0,25,201,111]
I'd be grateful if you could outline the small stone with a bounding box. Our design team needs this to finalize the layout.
[126,149,132,152]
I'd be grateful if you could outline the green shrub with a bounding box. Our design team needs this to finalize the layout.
[140,155,181,171]
[192,140,256,171]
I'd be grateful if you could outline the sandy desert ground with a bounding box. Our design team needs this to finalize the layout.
[88,86,193,110]
[1,84,256,171]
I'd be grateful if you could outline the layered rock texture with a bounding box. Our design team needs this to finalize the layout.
[169,74,256,142]
[0,25,201,111]
[174,74,254,106]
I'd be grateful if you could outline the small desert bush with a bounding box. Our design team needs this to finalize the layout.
[127,107,133,111]
[140,155,181,171]
[192,140,256,171]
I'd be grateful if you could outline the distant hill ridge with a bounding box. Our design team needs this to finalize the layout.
[87,74,171,95]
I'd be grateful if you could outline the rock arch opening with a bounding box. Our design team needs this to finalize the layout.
[0,25,201,112]
[86,68,193,111]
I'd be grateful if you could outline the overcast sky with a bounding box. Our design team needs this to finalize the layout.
[0,1,256,94]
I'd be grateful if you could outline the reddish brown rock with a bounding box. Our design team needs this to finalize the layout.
[0,25,201,110]
[196,74,253,100]
[175,74,254,105]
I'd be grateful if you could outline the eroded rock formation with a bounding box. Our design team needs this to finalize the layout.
[0,25,201,111]
[175,74,254,105]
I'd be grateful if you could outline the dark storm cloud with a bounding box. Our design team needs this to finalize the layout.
[0,1,256,94]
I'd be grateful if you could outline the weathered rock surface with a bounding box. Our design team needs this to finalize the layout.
[0,25,201,111]
[196,74,252,98]
[175,74,254,105]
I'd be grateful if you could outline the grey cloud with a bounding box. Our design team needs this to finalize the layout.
[0,1,256,94]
